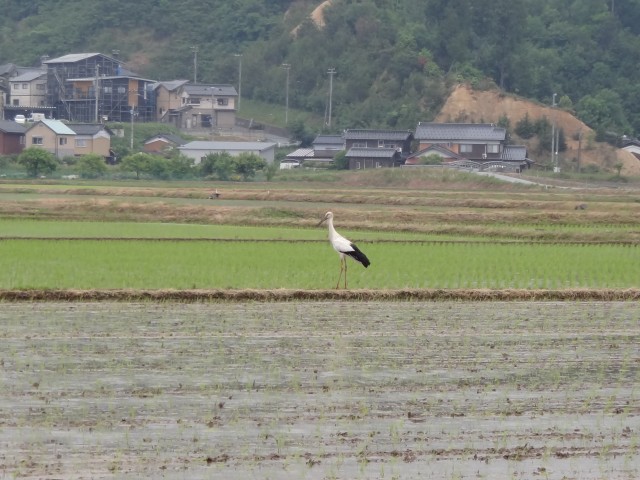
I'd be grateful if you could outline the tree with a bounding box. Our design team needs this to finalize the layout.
[18,147,58,178]
[166,153,194,179]
[199,152,235,180]
[419,153,443,165]
[515,113,536,139]
[119,152,153,179]
[77,154,108,179]
[234,153,266,181]
[331,151,349,170]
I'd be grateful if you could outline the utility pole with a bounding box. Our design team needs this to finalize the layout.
[191,46,198,83]
[234,53,243,111]
[551,93,557,172]
[577,129,582,173]
[130,107,135,150]
[327,67,336,128]
[94,64,100,123]
[282,63,290,124]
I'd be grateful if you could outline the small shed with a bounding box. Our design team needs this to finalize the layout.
[0,120,26,155]
[345,147,402,170]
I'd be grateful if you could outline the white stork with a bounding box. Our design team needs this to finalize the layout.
[318,211,370,289]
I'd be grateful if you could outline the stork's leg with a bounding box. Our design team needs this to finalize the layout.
[344,258,348,289]
[335,258,344,289]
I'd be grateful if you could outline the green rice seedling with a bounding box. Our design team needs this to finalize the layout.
[0,239,638,289]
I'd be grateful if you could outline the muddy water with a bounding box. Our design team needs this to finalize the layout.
[0,301,638,479]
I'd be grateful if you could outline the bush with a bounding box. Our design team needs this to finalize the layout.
[77,154,108,179]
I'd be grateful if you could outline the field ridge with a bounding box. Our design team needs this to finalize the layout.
[2,288,640,302]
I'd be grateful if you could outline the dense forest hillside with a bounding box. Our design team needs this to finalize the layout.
[2,0,640,137]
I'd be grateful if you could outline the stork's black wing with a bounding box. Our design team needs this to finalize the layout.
[345,242,370,268]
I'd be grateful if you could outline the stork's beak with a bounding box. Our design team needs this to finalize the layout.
[317,217,326,227]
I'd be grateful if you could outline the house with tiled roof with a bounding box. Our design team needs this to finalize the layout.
[25,119,76,158]
[9,70,47,109]
[67,124,113,161]
[345,147,403,170]
[178,84,238,129]
[414,122,531,172]
[344,129,413,155]
[152,80,189,125]
[143,133,186,154]
[341,129,413,170]
[313,134,344,157]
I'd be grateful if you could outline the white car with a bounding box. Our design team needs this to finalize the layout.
[14,114,26,124]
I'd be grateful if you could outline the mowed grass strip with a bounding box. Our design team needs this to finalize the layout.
[1,239,638,290]
[0,219,468,242]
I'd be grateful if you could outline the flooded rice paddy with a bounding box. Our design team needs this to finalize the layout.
[1,301,638,479]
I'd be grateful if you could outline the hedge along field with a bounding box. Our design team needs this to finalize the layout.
[1,239,638,290]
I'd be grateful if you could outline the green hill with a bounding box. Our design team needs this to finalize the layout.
[2,0,640,136]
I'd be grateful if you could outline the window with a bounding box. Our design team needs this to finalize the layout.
[487,144,500,154]
[12,99,19,106]
[217,98,228,106]
[32,137,43,145]
[36,84,45,91]
[378,140,385,147]
[356,161,361,169]
[75,139,87,148]
[59,137,67,146]
[460,144,473,153]
[13,84,19,90]
[117,87,126,94]
[376,162,381,168]
[353,142,366,148]
[22,83,28,89]
[103,86,112,94]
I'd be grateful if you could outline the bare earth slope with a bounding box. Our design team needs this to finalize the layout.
[436,84,640,175]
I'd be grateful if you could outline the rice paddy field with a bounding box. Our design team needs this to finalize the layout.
[1,170,639,478]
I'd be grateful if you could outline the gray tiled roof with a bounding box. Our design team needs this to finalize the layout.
[179,141,275,151]
[0,120,27,134]
[67,124,110,136]
[344,129,412,141]
[145,134,186,146]
[43,53,108,64]
[0,63,17,76]
[415,122,506,141]
[346,147,398,158]
[184,84,237,97]
[286,148,314,159]
[153,80,189,92]
[11,70,46,82]
[313,134,344,145]
[501,145,528,161]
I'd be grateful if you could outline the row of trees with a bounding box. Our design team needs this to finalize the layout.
[7,148,271,181]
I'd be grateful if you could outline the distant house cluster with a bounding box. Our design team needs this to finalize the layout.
[286,124,531,172]
[0,52,239,160]
[1,51,531,172]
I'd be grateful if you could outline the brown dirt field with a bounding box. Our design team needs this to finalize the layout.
[437,84,640,175]
[2,301,638,479]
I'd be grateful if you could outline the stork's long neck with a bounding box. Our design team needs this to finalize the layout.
[326,217,337,240]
